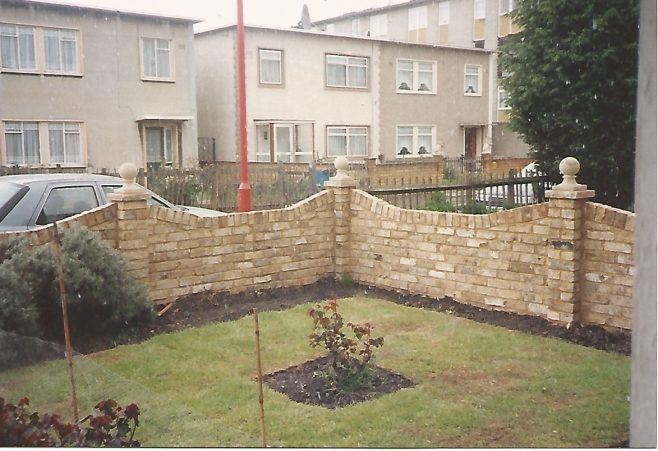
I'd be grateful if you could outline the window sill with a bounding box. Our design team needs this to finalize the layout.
[396,90,436,95]
[141,77,176,83]
[464,93,482,97]
[258,82,285,88]
[1,69,83,77]
[325,85,368,91]
[43,71,83,78]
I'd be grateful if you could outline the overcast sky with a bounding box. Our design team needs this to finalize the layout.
[41,0,406,30]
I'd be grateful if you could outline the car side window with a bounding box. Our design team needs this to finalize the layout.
[36,186,99,225]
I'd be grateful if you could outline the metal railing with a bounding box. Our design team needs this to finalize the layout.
[367,173,550,211]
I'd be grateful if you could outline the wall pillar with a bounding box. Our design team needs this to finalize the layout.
[324,156,356,280]
[545,157,595,325]
[107,163,151,286]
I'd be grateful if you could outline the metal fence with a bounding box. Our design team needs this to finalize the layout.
[367,173,550,212]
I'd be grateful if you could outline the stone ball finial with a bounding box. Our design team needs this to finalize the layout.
[115,162,144,194]
[118,162,138,182]
[334,155,349,173]
[559,157,580,177]
[554,156,586,191]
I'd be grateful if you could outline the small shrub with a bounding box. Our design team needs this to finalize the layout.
[502,199,517,210]
[0,226,154,344]
[461,200,490,214]
[0,397,140,447]
[308,299,384,391]
[422,192,456,212]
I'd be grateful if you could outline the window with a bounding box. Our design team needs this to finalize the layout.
[474,0,486,20]
[498,88,511,109]
[370,14,388,37]
[142,38,172,80]
[438,2,450,26]
[397,59,436,93]
[408,6,428,31]
[326,54,367,88]
[44,28,78,73]
[3,121,85,166]
[4,122,40,165]
[259,49,282,84]
[0,24,36,70]
[36,186,99,225]
[327,127,368,157]
[464,64,482,95]
[48,123,81,164]
[499,0,517,15]
[397,125,434,158]
[146,126,174,167]
[351,18,362,36]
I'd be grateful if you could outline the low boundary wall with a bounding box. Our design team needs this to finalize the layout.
[0,159,634,331]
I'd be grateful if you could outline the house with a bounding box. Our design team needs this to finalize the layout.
[194,25,491,163]
[311,0,529,158]
[0,0,199,171]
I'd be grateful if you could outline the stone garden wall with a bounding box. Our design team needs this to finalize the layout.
[0,158,635,331]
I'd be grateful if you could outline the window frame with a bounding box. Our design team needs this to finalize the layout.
[325,53,368,89]
[474,0,486,20]
[47,122,82,165]
[464,64,482,96]
[369,14,388,37]
[438,2,451,26]
[141,37,174,82]
[396,125,435,158]
[499,0,517,15]
[497,87,511,110]
[408,6,428,31]
[2,120,86,167]
[43,27,80,75]
[0,24,36,72]
[326,126,369,157]
[258,48,283,85]
[396,58,437,94]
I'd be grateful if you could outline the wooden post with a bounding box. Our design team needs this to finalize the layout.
[51,224,79,423]
[253,309,267,447]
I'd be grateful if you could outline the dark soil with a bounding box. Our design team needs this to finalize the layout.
[3,276,631,368]
[263,355,415,409]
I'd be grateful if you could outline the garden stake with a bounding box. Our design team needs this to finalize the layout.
[51,224,79,423]
[253,309,267,447]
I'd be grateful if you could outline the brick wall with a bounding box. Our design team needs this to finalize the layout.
[0,163,634,331]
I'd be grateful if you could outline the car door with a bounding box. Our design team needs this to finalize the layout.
[30,183,102,228]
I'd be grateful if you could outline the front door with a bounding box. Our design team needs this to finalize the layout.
[146,126,173,169]
[274,124,293,162]
[464,127,477,160]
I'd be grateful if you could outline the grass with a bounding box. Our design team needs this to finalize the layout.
[0,297,629,447]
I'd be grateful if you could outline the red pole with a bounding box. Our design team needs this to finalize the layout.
[236,0,252,212]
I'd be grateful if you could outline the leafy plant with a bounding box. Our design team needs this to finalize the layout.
[308,299,384,390]
[0,226,153,347]
[422,191,456,212]
[499,0,638,209]
[443,165,457,182]
[461,200,490,214]
[0,397,140,447]
[502,199,516,210]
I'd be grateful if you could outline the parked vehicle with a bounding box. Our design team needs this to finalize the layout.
[0,173,225,231]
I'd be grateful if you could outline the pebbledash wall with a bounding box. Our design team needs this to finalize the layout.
[0,158,634,330]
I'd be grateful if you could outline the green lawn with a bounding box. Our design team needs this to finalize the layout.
[0,297,630,447]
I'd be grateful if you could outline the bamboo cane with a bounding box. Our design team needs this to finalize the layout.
[51,224,79,423]
[253,309,267,447]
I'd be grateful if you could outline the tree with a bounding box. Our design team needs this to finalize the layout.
[500,0,639,209]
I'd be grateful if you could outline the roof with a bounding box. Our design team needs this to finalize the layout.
[312,0,431,26]
[195,23,492,54]
[2,0,202,24]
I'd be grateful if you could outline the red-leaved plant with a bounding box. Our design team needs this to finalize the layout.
[308,299,384,390]
[0,397,140,447]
